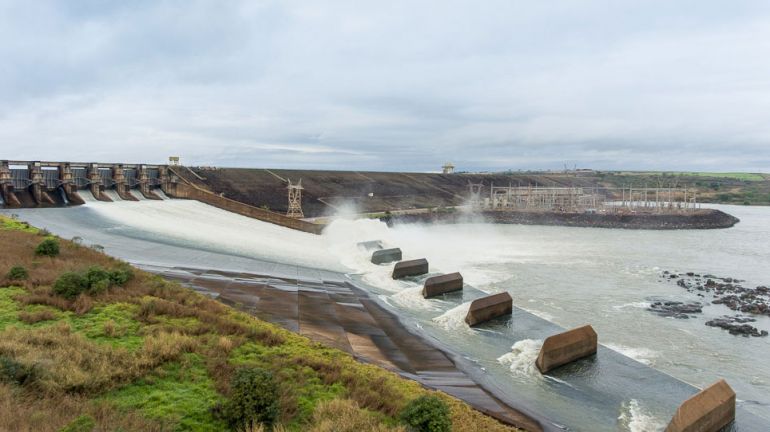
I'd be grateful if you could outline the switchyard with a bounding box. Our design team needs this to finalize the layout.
[471,183,701,214]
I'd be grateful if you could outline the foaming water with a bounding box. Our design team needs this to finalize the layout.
[618,399,665,432]
[497,339,543,378]
[604,344,660,366]
[432,302,472,331]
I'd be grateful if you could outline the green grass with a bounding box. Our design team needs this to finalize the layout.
[106,353,226,432]
[0,287,25,329]
[614,171,765,181]
[231,342,348,429]
[0,216,39,233]
[67,303,144,350]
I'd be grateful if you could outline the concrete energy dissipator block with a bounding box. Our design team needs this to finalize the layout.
[392,258,429,279]
[535,325,597,373]
[464,292,512,326]
[423,272,463,298]
[665,379,736,432]
[371,248,402,265]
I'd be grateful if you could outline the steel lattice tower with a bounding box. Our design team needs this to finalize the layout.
[286,179,304,218]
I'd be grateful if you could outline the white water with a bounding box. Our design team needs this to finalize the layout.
[497,339,544,378]
[618,400,666,432]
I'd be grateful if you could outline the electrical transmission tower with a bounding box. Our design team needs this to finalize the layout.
[286,179,304,218]
[468,182,484,209]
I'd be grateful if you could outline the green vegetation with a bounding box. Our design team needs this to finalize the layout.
[6,266,28,281]
[0,216,39,234]
[35,238,60,257]
[594,171,770,206]
[221,367,279,430]
[613,171,765,181]
[0,219,518,431]
[53,265,133,299]
[400,395,452,432]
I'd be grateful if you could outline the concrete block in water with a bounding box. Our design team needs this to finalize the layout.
[392,258,429,279]
[665,379,735,432]
[371,248,402,264]
[536,325,597,373]
[464,292,512,326]
[358,240,383,251]
[423,272,463,298]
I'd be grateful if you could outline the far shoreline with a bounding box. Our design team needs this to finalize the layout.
[382,208,740,230]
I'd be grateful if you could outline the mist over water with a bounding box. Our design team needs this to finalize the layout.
[4,200,770,431]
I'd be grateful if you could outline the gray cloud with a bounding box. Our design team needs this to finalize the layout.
[1,0,769,172]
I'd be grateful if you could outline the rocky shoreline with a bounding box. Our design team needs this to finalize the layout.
[384,208,740,230]
[655,271,770,337]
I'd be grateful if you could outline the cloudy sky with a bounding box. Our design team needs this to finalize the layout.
[2,1,769,172]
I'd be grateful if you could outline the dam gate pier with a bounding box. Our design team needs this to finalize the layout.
[0,160,168,207]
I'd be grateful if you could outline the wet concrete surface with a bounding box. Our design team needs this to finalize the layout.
[143,265,543,432]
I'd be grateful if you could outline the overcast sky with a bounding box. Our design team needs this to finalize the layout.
[1,1,769,172]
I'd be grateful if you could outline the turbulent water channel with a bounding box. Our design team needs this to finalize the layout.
[3,198,769,431]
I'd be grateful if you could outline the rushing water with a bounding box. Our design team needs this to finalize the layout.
[3,199,769,431]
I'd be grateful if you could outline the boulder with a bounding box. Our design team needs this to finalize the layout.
[665,379,735,432]
[536,325,597,373]
[392,259,429,279]
[464,292,512,326]
[371,248,402,265]
[423,273,463,298]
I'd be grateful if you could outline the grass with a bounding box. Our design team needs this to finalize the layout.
[106,353,226,431]
[0,218,521,431]
[0,215,39,234]
[612,171,765,181]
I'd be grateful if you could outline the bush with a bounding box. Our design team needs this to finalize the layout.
[52,272,88,299]
[399,395,451,432]
[6,266,28,281]
[221,367,279,431]
[35,238,60,257]
[85,266,112,295]
[109,265,134,286]
[51,266,132,299]
[0,355,32,385]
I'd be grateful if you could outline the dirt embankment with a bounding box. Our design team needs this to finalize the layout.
[385,209,740,230]
[181,168,599,217]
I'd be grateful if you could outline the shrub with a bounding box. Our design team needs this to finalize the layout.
[399,395,451,432]
[0,355,32,385]
[85,266,112,295]
[222,367,279,431]
[85,266,111,287]
[109,265,134,286]
[35,238,60,257]
[52,272,88,299]
[6,265,28,281]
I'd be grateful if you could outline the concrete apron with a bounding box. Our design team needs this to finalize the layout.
[144,265,544,432]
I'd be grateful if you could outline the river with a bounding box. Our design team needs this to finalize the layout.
[3,198,768,431]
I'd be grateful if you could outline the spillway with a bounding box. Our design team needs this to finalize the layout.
[3,200,769,431]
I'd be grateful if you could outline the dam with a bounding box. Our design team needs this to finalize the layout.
[0,160,323,234]
[0,160,168,206]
